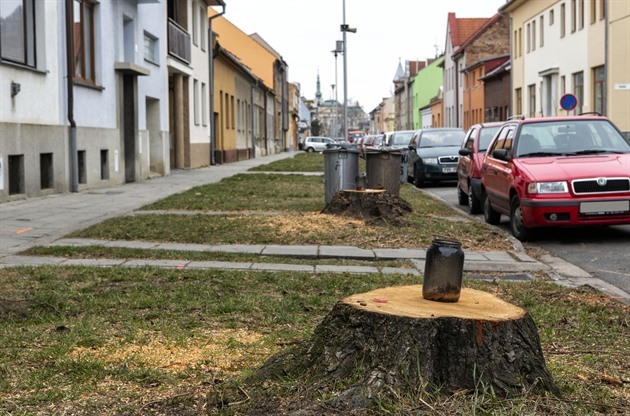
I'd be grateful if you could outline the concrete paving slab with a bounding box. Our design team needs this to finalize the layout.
[373,248,425,259]
[315,265,379,274]
[186,261,252,270]
[381,267,420,276]
[462,252,489,261]
[250,263,314,272]
[539,255,591,278]
[511,252,539,263]
[62,259,126,267]
[122,259,189,268]
[47,238,111,247]
[105,241,160,249]
[568,277,630,305]
[0,255,66,266]
[319,246,375,259]
[463,262,548,273]
[205,245,265,254]
[155,243,213,252]
[479,251,516,262]
[261,245,319,258]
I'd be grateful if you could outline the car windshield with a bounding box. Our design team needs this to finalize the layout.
[478,126,501,151]
[515,120,630,158]
[392,131,415,146]
[419,130,465,148]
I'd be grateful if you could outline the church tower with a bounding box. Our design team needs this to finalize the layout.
[315,70,323,106]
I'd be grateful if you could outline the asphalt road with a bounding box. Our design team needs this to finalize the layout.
[423,183,630,294]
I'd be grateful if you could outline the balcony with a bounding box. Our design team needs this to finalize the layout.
[168,19,191,64]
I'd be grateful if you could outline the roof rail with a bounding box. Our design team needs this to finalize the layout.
[578,112,602,116]
[507,114,526,121]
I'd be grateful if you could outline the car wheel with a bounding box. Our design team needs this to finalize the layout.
[468,184,481,214]
[306,147,314,153]
[457,184,468,205]
[413,166,424,188]
[483,192,501,225]
[509,195,531,241]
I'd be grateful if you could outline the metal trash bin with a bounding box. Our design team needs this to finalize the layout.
[365,149,402,196]
[323,146,360,204]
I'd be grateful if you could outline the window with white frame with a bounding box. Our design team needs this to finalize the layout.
[194,79,199,125]
[143,31,159,65]
[200,5,206,51]
[73,0,96,84]
[192,2,198,46]
[202,82,207,126]
[0,0,36,67]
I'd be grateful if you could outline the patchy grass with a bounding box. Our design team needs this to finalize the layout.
[0,267,627,415]
[248,152,325,172]
[142,173,325,212]
[69,175,510,251]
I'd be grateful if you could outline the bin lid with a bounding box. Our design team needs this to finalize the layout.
[364,148,402,155]
[323,145,359,154]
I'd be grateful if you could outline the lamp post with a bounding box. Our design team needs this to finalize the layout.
[330,84,336,138]
[340,0,356,142]
[331,42,342,140]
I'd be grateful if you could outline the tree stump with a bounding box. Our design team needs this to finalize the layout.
[321,190,412,225]
[246,286,559,412]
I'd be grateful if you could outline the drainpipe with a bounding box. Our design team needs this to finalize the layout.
[208,3,226,165]
[65,0,78,192]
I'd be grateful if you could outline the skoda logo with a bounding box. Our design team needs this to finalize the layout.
[596,178,607,186]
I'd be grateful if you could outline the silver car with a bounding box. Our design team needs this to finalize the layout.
[302,136,336,152]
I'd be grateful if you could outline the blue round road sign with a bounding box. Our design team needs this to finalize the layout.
[560,93,578,111]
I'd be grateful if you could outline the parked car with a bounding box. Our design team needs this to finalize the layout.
[480,115,630,241]
[347,130,365,144]
[456,122,503,213]
[360,134,385,152]
[302,136,336,152]
[407,128,466,187]
[386,130,416,150]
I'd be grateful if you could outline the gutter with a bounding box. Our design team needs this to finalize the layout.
[65,0,78,192]
[208,3,226,165]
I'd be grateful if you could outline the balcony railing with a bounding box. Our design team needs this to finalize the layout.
[168,19,191,64]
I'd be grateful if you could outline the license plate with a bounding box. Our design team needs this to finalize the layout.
[442,167,457,173]
[579,200,630,215]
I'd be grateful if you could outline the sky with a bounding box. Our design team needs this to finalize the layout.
[217,0,507,112]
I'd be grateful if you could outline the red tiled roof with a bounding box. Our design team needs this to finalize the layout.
[448,12,490,47]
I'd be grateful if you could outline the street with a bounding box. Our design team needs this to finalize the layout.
[423,183,630,294]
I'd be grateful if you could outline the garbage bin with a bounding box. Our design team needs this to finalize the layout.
[323,146,360,204]
[365,149,402,196]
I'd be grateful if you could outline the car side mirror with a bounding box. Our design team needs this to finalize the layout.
[408,144,414,151]
[459,148,472,156]
[492,148,510,161]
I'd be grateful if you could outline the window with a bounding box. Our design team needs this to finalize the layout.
[561,3,566,37]
[515,88,522,115]
[540,16,544,47]
[526,23,531,53]
[513,30,517,57]
[143,31,158,64]
[600,0,605,20]
[593,66,605,115]
[73,0,96,84]
[192,2,198,46]
[0,0,35,66]
[579,0,584,29]
[200,5,206,51]
[231,95,235,129]
[532,20,536,51]
[550,9,555,25]
[193,79,199,125]
[518,28,522,57]
[591,0,596,23]
[571,0,576,33]
[202,82,207,126]
[528,84,536,117]
[573,71,583,114]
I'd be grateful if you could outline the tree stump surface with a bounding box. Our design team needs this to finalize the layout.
[321,190,412,225]
[240,285,559,414]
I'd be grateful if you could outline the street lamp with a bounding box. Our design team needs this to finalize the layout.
[340,0,356,142]
[331,42,342,139]
[330,84,336,138]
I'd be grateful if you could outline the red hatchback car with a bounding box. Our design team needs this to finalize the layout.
[480,115,630,241]
[457,122,503,213]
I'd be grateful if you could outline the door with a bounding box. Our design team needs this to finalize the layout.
[123,74,136,183]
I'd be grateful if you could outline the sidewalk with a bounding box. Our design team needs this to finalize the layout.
[1,152,628,304]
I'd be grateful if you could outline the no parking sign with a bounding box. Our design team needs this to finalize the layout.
[560,93,578,113]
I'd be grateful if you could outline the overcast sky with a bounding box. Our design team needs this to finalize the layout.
[217,0,507,112]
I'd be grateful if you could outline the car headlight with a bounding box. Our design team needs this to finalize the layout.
[527,181,569,194]
[422,158,438,165]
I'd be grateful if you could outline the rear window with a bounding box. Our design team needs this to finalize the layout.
[419,130,465,147]
[478,126,501,151]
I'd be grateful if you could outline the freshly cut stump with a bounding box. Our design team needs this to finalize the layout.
[321,189,412,225]
[247,286,558,413]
